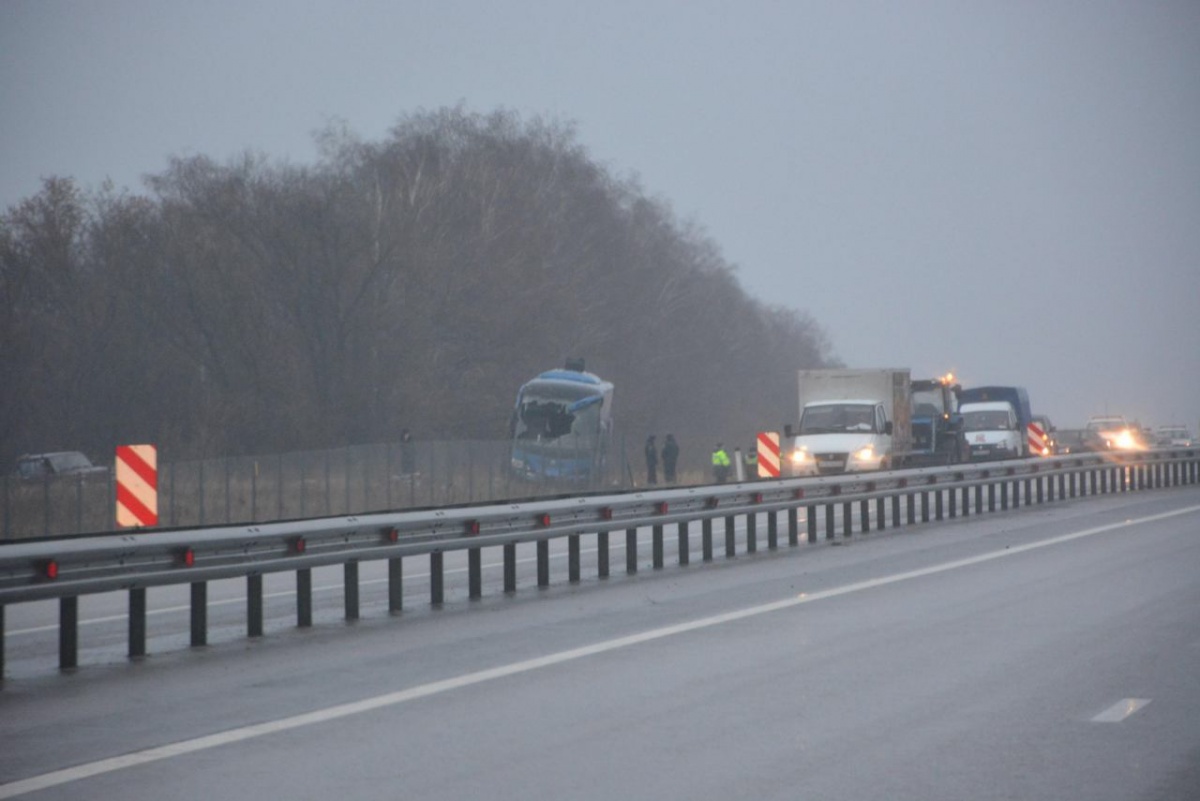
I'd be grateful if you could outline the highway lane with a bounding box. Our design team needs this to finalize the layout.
[1,488,1198,800]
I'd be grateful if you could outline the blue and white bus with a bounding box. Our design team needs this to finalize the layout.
[509,360,614,483]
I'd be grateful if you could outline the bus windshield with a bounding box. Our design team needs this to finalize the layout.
[514,387,603,449]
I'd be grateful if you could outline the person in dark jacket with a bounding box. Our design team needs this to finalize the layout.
[644,435,659,485]
[662,434,680,483]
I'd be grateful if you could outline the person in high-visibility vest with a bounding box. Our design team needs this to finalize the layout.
[712,443,731,484]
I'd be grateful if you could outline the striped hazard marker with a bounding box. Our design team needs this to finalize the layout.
[1027,421,1047,457]
[116,444,158,528]
[757,431,781,478]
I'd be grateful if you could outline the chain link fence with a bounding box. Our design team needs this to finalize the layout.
[2,435,716,540]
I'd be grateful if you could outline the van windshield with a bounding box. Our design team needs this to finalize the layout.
[963,410,1012,431]
[799,403,877,434]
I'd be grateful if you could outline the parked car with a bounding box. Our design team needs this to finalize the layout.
[15,451,108,481]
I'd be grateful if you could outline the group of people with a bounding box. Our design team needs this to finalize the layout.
[643,434,680,485]
[643,436,745,485]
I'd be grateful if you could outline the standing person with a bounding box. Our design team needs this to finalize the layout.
[644,435,659,485]
[662,434,680,484]
[712,442,731,484]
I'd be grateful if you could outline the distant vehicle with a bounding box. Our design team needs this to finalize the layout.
[509,359,614,483]
[957,386,1034,461]
[788,368,910,475]
[1083,416,1144,451]
[16,451,108,481]
[908,374,963,465]
[960,401,1023,461]
[1155,425,1194,448]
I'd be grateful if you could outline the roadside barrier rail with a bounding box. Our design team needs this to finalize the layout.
[1,447,1196,676]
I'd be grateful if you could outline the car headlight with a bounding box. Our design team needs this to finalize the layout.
[1114,430,1135,449]
[853,446,875,461]
[791,449,810,464]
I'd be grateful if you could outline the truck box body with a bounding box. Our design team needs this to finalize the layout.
[790,368,911,474]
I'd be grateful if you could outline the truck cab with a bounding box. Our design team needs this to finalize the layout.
[960,401,1022,461]
[789,400,892,475]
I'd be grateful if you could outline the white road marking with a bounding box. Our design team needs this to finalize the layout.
[1,503,1196,799]
[1091,698,1152,722]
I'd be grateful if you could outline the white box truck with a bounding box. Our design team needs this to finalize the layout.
[788,368,912,475]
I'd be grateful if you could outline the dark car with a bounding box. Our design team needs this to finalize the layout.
[15,451,108,481]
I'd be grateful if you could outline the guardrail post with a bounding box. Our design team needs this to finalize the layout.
[725,515,736,556]
[297,569,312,627]
[860,500,870,533]
[906,494,916,526]
[248,575,263,637]
[824,504,835,541]
[1057,472,1067,499]
[389,557,403,612]
[974,484,984,514]
[768,511,778,549]
[876,497,886,530]
[921,491,931,522]
[504,543,517,592]
[431,551,445,602]
[988,483,996,513]
[1000,482,1008,511]
[60,597,78,669]
[129,588,147,658]
[892,495,902,526]
[842,502,853,538]
[678,522,689,565]
[787,507,799,546]
[469,548,482,598]
[569,535,581,582]
[652,525,664,569]
[345,561,360,620]
[747,513,758,552]
[537,540,550,587]
[626,528,638,574]
[0,605,5,678]
[807,505,817,543]
[948,486,957,518]
[702,517,714,560]
[935,489,944,520]
[598,531,610,578]
[190,582,207,647]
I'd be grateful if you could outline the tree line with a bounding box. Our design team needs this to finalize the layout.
[0,106,835,469]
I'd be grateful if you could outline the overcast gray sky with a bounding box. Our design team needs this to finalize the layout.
[3,0,1198,430]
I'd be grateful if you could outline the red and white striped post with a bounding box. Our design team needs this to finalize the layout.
[757,432,781,479]
[1027,422,1047,457]
[116,444,158,528]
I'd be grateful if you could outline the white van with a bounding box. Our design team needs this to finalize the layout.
[960,401,1022,461]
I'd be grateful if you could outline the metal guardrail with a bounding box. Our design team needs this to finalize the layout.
[1,448,1197,676]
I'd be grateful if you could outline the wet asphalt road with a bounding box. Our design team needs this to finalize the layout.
[2,488,1199,800]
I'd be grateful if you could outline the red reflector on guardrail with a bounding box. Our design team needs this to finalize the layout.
[600,507,613,521]
[386,527,400,542]
[466,520,480,535]
[44,560,58,580]
[657,502,669,514]
[793,488,805,500]
[538,514,551,527]
[181,548,195,567]
[293,537,306,554]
